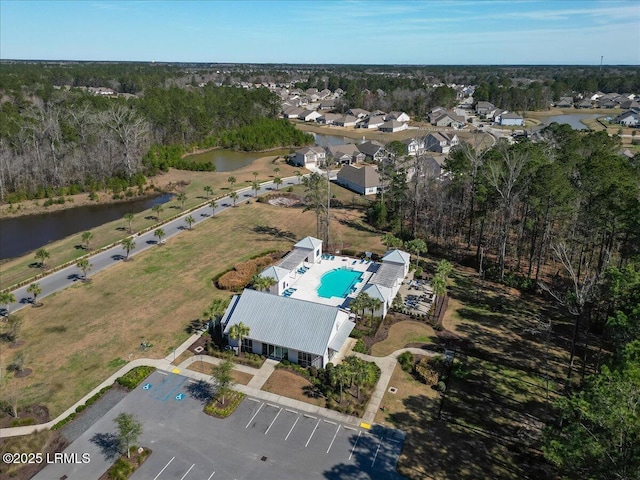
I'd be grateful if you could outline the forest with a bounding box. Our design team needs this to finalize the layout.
[356,126,638,479]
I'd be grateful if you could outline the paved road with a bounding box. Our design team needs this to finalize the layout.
[3,176,304,315]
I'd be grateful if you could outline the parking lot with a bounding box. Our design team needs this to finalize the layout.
[35,371,405,480]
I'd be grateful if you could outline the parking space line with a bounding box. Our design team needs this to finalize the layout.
[248,398,260,403]
[179,464,195,480]
[326,425,341,454]
[265,407,282,435]
[344,426,357,431]
[158,371,168,376]
[285,416,300,440]
[285,408,297,414]
[303,414,317,419]
[305,419,320,447]
[246,402,264,428]
[267,403,278,408]
[152,456,175,480]
[349,431,361,460]
[324,419,336,425]
[206,471,216,480]
[371,439,382,467]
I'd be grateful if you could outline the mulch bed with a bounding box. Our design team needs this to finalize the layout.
[97,447,152,480]
[0,404,49,429]
[14,368,32,378]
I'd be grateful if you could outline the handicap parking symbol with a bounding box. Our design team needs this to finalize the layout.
[175,393,185,401]
[142,383,152,390]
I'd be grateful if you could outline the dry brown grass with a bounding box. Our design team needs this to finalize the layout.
[186,362,253,386]
[261,369,325,407]
[0,198,380,418]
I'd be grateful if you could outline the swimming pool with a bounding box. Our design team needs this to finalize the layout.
[317,268,363,298]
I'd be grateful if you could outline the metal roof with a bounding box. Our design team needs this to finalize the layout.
[370,263,405,288]
[222,289,349,357]
[328,318,356,352]
[382,249,411,266]
[261,266,290,282]
[294,236,322,250]
[278,248,310,271]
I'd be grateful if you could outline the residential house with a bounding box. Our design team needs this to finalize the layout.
[316,113,342,125]
[335,164,383,195]
[379,120,408,133]
[333,115,358,127]
[555,97,574,108]
[620,99,640,110]
[319,99,336,110]
[475,101,497,117]
[424,132,459,154]
[346,108,370,119]
[292,146,326,168]
[577,98,594,109]
[427,107,445,123]
[498,112,525,126]
[327,144,365,165]
[357,141,387,162]
[401,137,424,156]
[283,106,305,119]
[431,110,465,128]
[357,115,386,130]
[616,110,640,127]
[386,111,411,123]
[299,109,322,122]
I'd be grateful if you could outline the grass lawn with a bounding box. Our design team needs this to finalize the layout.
[261,369,325,408]
[370,321,436,357]
[0,154,300,289]
[0,197,381,418]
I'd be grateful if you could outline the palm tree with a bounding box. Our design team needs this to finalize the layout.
[209,200,218,216]
[176,192,187,210]
[27,283,42,306]
[274,177,282,191]
[185,215,195,230]
[154,228,165,245]
[203,185,213,199]
[152,204,163,220]
[76,258,93,280]
[227,176,236,190]
[252,180,260,197]
[431,273,447,324]
[121,238,136,261]
[35,248,50,269]
[229,322,250,356]
[334,364,348,402]
[251,275,276,292]
[252,171,258,182]
[407,238,427,270]
[294,170,302,184]
[81,231,94,250]
[0,291,16,317]
[123,213,134,233]
[230,191,238,207]
[382,233,403,250]
[368,297,383,326]
[352,292,372,323]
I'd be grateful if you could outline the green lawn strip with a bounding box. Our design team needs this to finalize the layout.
[204,390,245,418]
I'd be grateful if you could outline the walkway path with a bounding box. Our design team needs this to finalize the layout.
[0,324,436,439]
[3,175,305,314]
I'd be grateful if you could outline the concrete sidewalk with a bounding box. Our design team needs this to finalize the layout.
[0,329,435,438]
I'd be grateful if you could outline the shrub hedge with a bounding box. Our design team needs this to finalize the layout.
[216,253,278,290]
[116,366,156,389]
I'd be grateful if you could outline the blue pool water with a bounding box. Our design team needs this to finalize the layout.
[317,268,363,298]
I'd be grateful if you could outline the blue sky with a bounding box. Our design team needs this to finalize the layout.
[1,0,638,64]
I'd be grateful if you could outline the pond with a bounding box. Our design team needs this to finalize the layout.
[183,148,290,171]
[543,114,601,130]
[0,194,172,260]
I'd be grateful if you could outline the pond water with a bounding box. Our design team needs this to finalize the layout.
[543,114,601,130]
[312,133,360,147]
[0,194,172,260]
[183,148,289,171]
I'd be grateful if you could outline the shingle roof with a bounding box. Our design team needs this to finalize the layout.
[337,165,382,189]
[222,289,350,356]
[357,141,386,157]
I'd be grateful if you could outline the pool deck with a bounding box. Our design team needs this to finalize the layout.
[287,255,376,307]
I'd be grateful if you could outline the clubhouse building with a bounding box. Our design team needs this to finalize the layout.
[221,237,410,367]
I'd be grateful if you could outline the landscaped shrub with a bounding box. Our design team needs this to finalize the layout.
[10,417,36,427]
[216,253,278,290]
[398,351,414,372]
[353,339,368,354]
[414,357,439,385]
[435,380,447,392]
[204,390,245,418]
[116,366,156,389]
[108,457,134,480]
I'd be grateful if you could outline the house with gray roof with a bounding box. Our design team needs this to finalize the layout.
[327,144,365,165]
[379,120,408,133]
[336,164,382,195]
[346,108,370,119]
[498,112,524,126]
[431,110,466,128]
[292,146,326,168]
[401,137,425,156]
[554,97,574,108]
[475,101,497,117]
[357,115,386,130]
[357,141,387,161]
[386,111,411,123]
[222,289,354,367]
[333,115,358,127]
[316,113,342,125]
[616,110,640,127]
[299,109,322,122]
[424,132,459,154]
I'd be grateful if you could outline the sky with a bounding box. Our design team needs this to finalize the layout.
[1,0,639,65]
